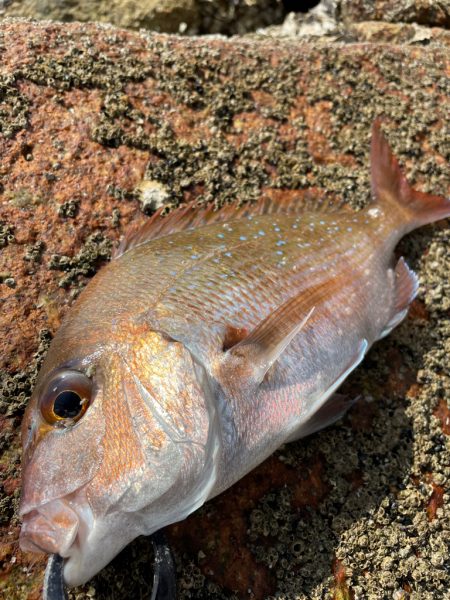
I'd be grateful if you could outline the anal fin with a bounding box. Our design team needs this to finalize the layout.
[394,257,419,312]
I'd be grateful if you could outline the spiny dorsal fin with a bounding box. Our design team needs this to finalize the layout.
[114,189,345,258]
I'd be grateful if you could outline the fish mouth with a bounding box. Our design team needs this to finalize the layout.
[20,493,93,569]
[20,493,140,587]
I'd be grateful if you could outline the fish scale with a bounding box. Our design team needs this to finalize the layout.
[19,121,450,588]
[119,212,381,380]
[123,212,372,324]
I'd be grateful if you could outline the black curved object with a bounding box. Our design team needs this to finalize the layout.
[150,530,177,600]
[42,532,177,600]
[43,554,68,600]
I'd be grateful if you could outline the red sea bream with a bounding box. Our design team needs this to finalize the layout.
[19,122,450,586]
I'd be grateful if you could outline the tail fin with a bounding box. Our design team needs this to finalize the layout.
[370,119,450,232]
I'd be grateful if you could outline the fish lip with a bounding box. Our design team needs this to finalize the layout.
[20,506,78,558]
[19,491,93,564]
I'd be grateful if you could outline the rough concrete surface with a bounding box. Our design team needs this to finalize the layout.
[0,15,449,600]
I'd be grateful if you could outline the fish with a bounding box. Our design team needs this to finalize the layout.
[19,121,450,587]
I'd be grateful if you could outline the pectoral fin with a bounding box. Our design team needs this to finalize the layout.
[220,293,315,387]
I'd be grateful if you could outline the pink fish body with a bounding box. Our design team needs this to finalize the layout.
[20,122,450,586]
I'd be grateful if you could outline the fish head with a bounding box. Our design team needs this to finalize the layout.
[20,315,214,587]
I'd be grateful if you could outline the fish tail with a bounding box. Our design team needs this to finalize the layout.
[370,119,450,232]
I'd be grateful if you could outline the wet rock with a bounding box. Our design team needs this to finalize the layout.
[0,18,449,600]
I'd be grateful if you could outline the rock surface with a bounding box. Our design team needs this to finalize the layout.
[0,17,449,600]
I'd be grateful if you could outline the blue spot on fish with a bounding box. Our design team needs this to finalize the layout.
[276,240,286,246]
[217,233,225,239]
[239,235,247,241]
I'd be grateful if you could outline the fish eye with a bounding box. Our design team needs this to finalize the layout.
[53,390,83,418]
[39,370,93,426]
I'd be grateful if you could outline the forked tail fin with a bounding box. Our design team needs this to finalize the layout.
[370,120,450,232]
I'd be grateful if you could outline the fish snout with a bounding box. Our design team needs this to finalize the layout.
[20,499,79,557]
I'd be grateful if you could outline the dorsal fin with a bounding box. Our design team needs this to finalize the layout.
[114,188,345,258]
